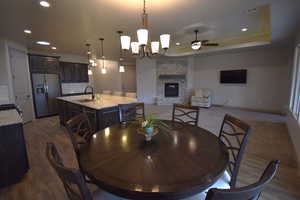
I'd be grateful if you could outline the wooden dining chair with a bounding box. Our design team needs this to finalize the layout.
[65,113,94,157]
[215,114,252,189]
[46,143,126,200]
[205,160,280,200]
[172,104,200,126]
[118,103,145,123]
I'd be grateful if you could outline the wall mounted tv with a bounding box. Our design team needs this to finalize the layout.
[220,70,247,84]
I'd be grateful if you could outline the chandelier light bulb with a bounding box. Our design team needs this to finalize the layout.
[88,69,93,75]
[160,34,170,50]
[151,41,160,54]
[131,42,140,55]
[137,29,148,46]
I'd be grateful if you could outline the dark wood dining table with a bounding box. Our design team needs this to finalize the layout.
[79,120,229,200]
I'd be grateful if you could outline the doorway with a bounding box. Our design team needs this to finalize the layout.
[9,48,34,123]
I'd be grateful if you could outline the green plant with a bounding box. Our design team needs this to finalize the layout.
[141,115,169,130]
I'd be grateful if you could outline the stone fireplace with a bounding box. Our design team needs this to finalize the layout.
[156,60,188,105]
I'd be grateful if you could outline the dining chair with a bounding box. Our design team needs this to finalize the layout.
[102,90,112,95]
[65,113,94,157]
[172,104,200,126]
[205,160,280,200]
[113,91,123,96]
[46,143,127,200]
[210,114,251,190]
[119,103,145,123]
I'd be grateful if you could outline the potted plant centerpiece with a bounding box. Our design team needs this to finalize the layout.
[140,116,169,142]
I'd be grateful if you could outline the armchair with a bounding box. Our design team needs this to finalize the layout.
[191,88,212,108]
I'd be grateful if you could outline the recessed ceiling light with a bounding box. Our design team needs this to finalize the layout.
[51,46,57,50]
[36,41,50,46]
[242,28,248,32]
[176,42,181,46]
[40,0,50,8]
[24,29,32,34]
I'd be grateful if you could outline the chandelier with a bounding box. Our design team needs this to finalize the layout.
[120,0,170,57]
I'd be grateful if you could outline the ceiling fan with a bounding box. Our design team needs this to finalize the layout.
[191,30,219,50]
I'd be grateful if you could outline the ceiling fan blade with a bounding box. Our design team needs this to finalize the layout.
[203,43,219,46]
[201,40,209,43]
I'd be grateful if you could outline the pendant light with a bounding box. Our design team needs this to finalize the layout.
[120,0,171,58]
[99,38,107,74]
[86,44,93,75]
[117,31,125,73]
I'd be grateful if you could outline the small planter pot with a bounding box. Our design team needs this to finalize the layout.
[144,127,154,141]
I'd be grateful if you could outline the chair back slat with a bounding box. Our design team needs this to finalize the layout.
[218,114,251,188]
[66,113,93,155]
[119,103,145,123]
[172,104,200,126]
[206,160,280,200]
[46,143,93,200]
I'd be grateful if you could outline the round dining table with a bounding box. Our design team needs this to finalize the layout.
[79,120,229,200]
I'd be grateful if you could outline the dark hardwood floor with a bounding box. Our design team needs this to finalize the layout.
[0,113,299,200]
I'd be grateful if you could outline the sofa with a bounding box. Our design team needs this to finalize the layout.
[191,88,212,108]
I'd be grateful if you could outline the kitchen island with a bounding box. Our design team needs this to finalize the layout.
[56,94,137,132]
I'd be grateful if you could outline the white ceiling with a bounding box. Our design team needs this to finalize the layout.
[0,0,299,60]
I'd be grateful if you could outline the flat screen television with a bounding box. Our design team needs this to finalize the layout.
[220,70,247,84]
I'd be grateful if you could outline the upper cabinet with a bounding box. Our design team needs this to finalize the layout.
[29,55,59,74]
[60,62,89,83]
[28,55,89,83]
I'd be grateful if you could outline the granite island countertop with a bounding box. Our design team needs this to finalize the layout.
[0,109,23,127]
[56,94,137,110]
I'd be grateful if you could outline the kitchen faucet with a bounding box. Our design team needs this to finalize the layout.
[84,86,95,100]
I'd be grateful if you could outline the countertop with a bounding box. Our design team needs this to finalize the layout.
[0,109,23,127]
[56,94,137,110]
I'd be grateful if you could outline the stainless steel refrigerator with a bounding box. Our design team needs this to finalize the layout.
[32,73,60,118]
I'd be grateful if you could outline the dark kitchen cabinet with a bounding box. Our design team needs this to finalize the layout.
[57,100,120,133]
[60,62,74,83]
[60,62,89,83]
[29,55,60,74]
[0,119,29,188]
[98,107,120,130]
[82,107,98,132]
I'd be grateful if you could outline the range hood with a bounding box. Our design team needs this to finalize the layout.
[158,74,186,80]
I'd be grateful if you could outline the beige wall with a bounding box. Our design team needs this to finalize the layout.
[136,45,292,113]
[136,58,157,103]
[121,65,136,93]
[194,46,292,113]
[92,59,136,94]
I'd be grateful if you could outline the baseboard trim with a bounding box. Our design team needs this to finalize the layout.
[213,104,285,115]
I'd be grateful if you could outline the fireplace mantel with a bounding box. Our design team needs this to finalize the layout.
[158,74,186,80]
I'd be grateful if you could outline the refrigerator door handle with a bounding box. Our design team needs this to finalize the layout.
[44,83,49,102]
